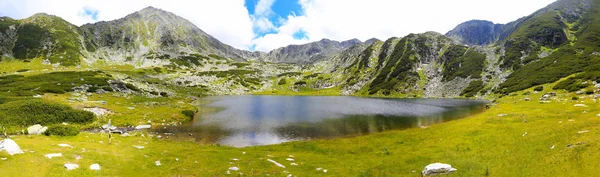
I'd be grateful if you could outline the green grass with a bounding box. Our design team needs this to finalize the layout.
[2,87,600,176]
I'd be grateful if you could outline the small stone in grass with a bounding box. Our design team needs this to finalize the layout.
[90,163,101,170]
[64,163,79,170]
[58,144,72,147]
[229,167,239,171]
[155,160,161,166]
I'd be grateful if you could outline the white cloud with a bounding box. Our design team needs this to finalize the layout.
[0,0,255,50]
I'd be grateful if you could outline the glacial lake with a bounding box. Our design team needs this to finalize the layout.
[156,96,488,147]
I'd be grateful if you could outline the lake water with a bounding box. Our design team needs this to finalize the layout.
[156,96,488,147]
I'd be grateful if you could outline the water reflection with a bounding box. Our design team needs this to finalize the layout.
[154,96,487,147]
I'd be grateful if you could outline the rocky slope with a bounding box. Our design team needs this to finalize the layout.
[263,38,363,64]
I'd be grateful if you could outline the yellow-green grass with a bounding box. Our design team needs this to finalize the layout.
[41,93,196,127]
[1,87,599,176]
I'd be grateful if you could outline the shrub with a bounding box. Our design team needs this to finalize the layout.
[0,100,95,126]
[294,81,307,86]
[125,83,141,92]
[534,86,544,92]
[461,80,484,97]
[278,78,287,85]
[181,110,195,120]
[43,125,79,136]
[572,96,579,100]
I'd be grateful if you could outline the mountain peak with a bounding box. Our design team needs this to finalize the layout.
[364,38,381,45]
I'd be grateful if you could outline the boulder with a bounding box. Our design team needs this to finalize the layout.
[27,124,48,135]
[0,139,24,155]
[90,163,101,170]
[135,125,152,130]
[64,163,79,170]
[422,163,457,176]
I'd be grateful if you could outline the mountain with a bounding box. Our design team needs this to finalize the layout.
[445,20,505,46]
[364,38,381,46]
[263,38,363,63]
[1,0,600,98]
[79,7,261,65]
[0,13,85,66]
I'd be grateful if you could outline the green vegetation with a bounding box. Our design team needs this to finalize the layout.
[0,98,94,128]
[278,78,287,85]
[43,125,80,136]
[0,71,111,96]
[181,110,195,120]
[534,86,544,92]
[441,46,486,81]
[461,80,484,97]
[369,36,419,95]
[3,87,600,176]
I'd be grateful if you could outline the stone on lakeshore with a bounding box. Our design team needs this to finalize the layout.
[135,125,152,129]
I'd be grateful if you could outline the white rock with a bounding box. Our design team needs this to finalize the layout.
[551,145,555,149]
[133,145,145,149]
[58,144,72,147]
[45,153,63,159]
[27,124,48,135]
[267,159,286,168]
[64,163,79,170]
[422,163,457,176]
[135,125,152,129]
[522,132,528,137]
[232,158,239,161]
[316,167,323,171]
[596,114,600,117]
[229,166,239,171]
[286,158,294,161]
[578,130,589,134]
[497,114,508,117]
[0,139,24,155]
[323,169,328,173]
[574,104,587,107]
[290,163,298,166]
[90,163,101,170]
[155,160,161,166]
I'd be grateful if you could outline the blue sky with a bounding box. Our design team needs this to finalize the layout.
[0,0,557,52]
